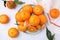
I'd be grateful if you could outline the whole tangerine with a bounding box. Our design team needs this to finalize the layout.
[33,5,44,15]
[0,14,9,24]
[29,15,40,26]
[8,28,19,38]
[6,1,16,9]
[50,8,59,18]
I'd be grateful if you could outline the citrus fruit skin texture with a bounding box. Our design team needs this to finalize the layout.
[29,15,40,26]
[0,14,9,24]
[24,20,30,27]
[22,4,33,13]
[6,1,16,9]
[28,26,36,32]
[15,12,23,22]
[36,25,42,30]
[8,28,19,38]
[15,11,30,22]
[33,5,44,15]
[18,24,27,32]
[50,8,59,19]
[19,22,24,25]
[39,14,47,25]
[20,11,30,21]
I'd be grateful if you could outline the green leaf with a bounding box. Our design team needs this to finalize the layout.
[46,27,52,40]
[51,34,55,40]
[15,21,19,25]
[14,0,25,4]
[46,27,55,40]
[4,1,7,7]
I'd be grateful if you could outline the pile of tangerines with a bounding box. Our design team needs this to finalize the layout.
[15,4,47,32]
[0,1,60,38]
[15,4,47,37]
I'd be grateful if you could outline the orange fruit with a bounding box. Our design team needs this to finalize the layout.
[24,20,30,27]
[8,28,19,38]
[28,26,36,32]
[20,11,30,21]
[0,14,9,24]
[15,12,23,22]
[33,5,44,15]
[6,1,16,9]
[15,11,30,22]
[19,21,29,26]
[39,14,47,25]
[29,15,40,26]
[50,8,59,18]
[22,4,33,13]
[19,22,24,25]
[36,25,42,30]
[18,24,27,32]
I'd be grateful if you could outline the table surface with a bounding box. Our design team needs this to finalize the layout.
[0,0,60,40]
